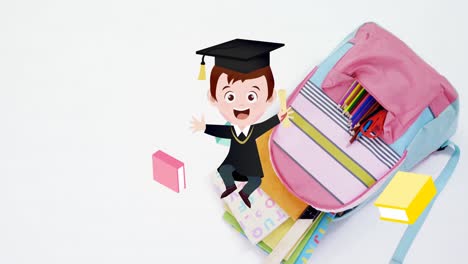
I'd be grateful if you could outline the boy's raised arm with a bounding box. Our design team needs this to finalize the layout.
[255,115,281,136]
[255,107,293,136]
[204,124,232,139]
[191,115,232,138]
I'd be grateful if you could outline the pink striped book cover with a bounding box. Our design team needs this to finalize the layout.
[152,150,185,193]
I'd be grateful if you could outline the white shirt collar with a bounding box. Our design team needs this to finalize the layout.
[233,125,251,136]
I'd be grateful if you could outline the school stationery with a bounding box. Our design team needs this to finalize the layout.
[263,220,312,264]
[223,211,326,263]
[375,171,436,224]
[350,93,370,116]
[338,80,357,107]
[262,218,296,249]
[269,22,459,263]
[356,103,381,126]
[294,213,335,264]
[223,202,296,250]
[283,213,324,264]
[152,150,185,193]
[350,96,376,128]
[338,80,387,136]
[264,207,321,264]
[350,120,372,144]
[344,85,366,114]
[222,211,273,253]
[350,98,375,126]
[212,171,289,244]
[359,109,387,139]
[342,83,361,110]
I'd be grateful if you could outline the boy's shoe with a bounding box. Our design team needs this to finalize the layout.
[220,185,237,199]
[239,190,251,208]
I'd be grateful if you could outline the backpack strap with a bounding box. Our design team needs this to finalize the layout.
[390,141,460,264]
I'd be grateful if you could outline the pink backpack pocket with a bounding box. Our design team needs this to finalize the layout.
[322,23,457,144]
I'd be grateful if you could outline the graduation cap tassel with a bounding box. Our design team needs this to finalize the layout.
[198,55,206,80]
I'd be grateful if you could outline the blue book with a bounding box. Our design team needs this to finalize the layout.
[294,213,336,264]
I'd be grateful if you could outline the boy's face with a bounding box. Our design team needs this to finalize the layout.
[210,73,275,128]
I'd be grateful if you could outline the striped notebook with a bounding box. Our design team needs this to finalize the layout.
[270,80,403,211]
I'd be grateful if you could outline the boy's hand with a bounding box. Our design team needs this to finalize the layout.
[278,107,294,122]
[190,115,206,133]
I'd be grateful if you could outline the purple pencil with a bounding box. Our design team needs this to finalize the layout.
[338,80,358,107]
[351,96,376,128]
[349,95,373,125]
[350,93,370,117]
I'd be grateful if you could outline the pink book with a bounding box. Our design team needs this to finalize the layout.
[152,150,185,193]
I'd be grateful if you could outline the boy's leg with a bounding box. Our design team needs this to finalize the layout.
[241,176,262,196]
[239,176,262,208]
[218,164,237,198]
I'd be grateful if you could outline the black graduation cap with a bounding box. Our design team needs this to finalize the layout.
[196,39,284,80]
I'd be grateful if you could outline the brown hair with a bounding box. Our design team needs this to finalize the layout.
[209,66,275,100]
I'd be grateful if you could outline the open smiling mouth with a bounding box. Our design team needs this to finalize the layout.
[233,108,250,120]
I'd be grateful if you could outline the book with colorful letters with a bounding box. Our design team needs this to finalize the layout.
[222,210,334,264]
[213,172,289,244]
[294,213,335,263]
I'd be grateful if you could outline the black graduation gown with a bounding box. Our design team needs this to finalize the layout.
[205,115,280,181]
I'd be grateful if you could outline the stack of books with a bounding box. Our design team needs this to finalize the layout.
[213,130,336,263]
[151,132,336,263]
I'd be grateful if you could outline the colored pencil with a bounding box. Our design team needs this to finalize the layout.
[352,98,376,128]
[358,103,382,126]
[339,82,387,139]
[350,95,374,125]
[345,83,362,106]
[345,88,367,114]
[351,97,376,128]
[342,83,361,110]
[350,120,373,144]
[349,130,360,144]
[338,80,358,107]
[350,93,370,116]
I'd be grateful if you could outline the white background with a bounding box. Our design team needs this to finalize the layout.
[1,0,467,263]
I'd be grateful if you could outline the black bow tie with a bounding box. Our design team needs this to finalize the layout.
[238,132,246,141]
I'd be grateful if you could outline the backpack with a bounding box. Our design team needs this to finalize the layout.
[269,22,460,263]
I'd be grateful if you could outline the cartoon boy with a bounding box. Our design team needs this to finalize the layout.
[191,39,292,208]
